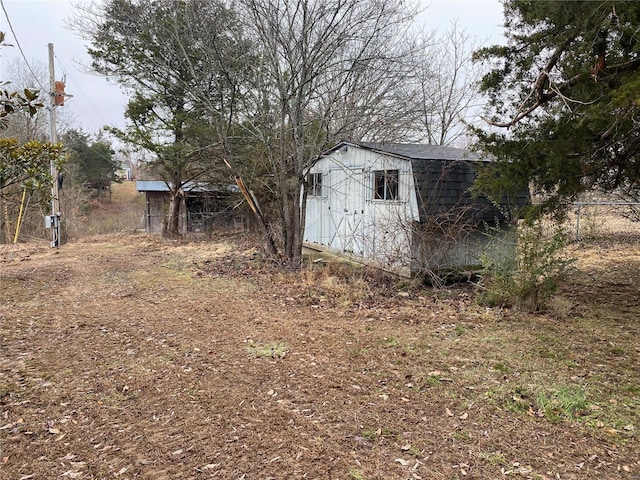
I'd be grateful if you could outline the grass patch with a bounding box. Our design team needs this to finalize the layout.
[453,325,466,336]
[247,341,289,358]
[536,385,588,421]
[348,467,366,480]
[505,384,589,421]
[492,362,511,374]
[360,429,379,440]
[478,451,508,466]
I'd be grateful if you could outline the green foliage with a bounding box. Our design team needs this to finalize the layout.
[476,227,517,308]
[477,220,575,312]
[0,79,58,200]
[62,129,119,194]
[83,0,253,234]
[536,385,588,421]
[0,137,64,197]
[473,0,640,214]
[0,84,43,128]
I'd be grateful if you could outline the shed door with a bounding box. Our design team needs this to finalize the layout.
[327,166,365,255]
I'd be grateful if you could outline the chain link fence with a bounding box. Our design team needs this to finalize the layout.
[564,202,640,241]
[187,211,250,234]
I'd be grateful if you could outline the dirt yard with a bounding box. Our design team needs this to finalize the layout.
[1,232,639,479]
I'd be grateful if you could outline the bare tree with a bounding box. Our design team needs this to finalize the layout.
[413,23,484,146]
[2,58,78,142]
[1,59,49,142]
[238,0,420,259]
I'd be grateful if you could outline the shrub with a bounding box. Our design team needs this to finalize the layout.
[477,219,574,312]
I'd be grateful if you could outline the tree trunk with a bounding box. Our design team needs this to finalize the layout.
[298,179,309,257]
[1,194,12,244]
[166,188,183,237]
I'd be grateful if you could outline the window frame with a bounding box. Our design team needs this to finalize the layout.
[307,172,323,197]
[373,169,399,201]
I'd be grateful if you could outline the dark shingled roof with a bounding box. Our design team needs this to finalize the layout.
[332,141,528,224]
[410,157,507,224]
[357,142,486,162]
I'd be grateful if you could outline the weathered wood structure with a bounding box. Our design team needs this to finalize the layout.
[304,141,528,276]
[136,181,241,234]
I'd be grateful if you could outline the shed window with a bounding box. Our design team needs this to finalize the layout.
[308,172,323,196]
[373,169,399,201]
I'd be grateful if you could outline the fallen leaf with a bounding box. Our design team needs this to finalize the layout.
[48,428,61,434]
[459,412,468,420]
[445,408,454,417]
[623,424,634,431]
[61,471,82,478]
[201,463,220,470]
[622,465,631,472]
[395,458,411,466]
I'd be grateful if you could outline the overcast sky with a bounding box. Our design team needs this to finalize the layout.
[0,0,505,139]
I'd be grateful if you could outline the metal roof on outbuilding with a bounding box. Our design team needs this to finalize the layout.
[135,180,170,192]
[136,180,235,193]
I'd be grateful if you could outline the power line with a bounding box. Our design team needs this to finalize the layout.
[0,0,46,91]
[54,53,112,133]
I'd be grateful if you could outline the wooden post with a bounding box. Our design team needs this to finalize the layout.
[48,43,61,247]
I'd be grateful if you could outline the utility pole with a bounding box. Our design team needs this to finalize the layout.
[47,42,61,248]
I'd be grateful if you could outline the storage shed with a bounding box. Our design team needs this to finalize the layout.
[136,180,240,234]
[303,141,526,276]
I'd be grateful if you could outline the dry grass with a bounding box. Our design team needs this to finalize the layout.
[79,182,145,236]
[0,216,639,479]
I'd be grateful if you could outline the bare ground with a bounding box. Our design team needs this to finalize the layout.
[0,232,639,480]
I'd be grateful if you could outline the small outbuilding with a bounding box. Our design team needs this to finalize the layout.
[136,180,241,234]
[303,141,527,277]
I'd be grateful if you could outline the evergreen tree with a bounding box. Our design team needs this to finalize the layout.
[473,0,640,213]
[73,0,252,236]
[62,129,119,199]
